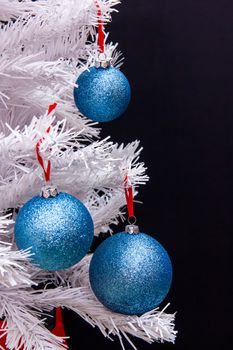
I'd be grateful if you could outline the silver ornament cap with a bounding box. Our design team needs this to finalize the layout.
[41,185,58,199]
[95,52,112,69]
[125,224,140,234]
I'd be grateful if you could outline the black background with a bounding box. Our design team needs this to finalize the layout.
[63,1,233,349]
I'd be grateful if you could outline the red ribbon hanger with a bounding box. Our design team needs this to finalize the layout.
[124,175,135,219]
[35,102,57,183]
[95,0,105,53]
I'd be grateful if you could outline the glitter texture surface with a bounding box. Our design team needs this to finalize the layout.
[89,232,172,315]
[15,192,94,270]
[74,66,131,122]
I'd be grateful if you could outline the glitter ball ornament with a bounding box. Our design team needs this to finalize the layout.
[89,225,172,315]
[73,64,131,122]
[15,188,94,270]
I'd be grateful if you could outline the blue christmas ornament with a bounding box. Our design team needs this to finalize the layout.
[89,226,172,315]
[73,65,131,122]
[15,188,94,271]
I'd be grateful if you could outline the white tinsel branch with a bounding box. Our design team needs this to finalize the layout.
[0,112,148,234]
[0,0,119,57]
[0,0,42,21]
[0,213,13,235]
[0,243,33,287]
[0,255,177,350]
[0,214,34,287]
[0,0,121,131]
[0,297,66,350]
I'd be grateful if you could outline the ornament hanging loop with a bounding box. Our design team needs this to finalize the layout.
[127,215,137,225]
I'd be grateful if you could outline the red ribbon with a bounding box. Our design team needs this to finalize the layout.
[52,307,67,342]
[95,0,105,53]
[124,175,135,218]
[36,102,57,183]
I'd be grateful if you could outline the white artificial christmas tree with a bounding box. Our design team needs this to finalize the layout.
[0,1,176,349]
